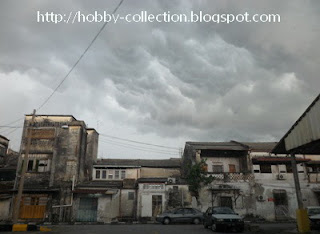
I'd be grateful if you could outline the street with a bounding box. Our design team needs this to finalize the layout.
[2,223,319,234]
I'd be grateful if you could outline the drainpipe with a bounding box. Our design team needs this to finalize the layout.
[52,175,75,222]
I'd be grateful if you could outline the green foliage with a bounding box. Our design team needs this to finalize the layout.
[186,159,213,198]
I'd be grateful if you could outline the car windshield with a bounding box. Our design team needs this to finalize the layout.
[308,208,320,215]
[213,207,235,214]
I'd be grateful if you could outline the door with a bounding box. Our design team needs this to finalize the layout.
[220,196,233,209]
[273,190,289,220]
[76,197,97,222]
[152,195,162,217]
[19,195,47,219]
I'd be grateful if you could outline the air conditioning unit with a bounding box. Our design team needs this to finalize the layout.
[256,195,265,202]
[277,173,286,180]
[167,177,176,184]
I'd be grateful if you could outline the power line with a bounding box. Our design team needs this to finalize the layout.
[37,0,125,111]
[100,133,180,150]
[99,138,179,154]
[0,126,22,128]
[99,139,179,156]
[0,117,24,130]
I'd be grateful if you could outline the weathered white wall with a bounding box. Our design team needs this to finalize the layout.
[203,157,241,172]
[97,193,120,223]
[140,168,180,178]
[0,199,11,221]
[137,183,166,218]
[120,189,136,217]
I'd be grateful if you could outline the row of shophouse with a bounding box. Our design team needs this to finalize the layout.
[1,113,320,223]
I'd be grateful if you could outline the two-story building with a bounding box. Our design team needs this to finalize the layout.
[73,158,189,223]
[182,140,320,221]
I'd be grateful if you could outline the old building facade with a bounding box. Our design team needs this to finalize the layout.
[182,141,320,221]
[72,158,188,223]
[14,115,98,222]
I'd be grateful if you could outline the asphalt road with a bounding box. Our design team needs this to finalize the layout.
[2,223,319,234]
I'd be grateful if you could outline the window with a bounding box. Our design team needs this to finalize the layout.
[102,170,107,179]
[143,184,165,190]
[27,160,34,172]
[253,164,260,173]
[26,159,50,172]
[212,165,223,173]
[260,164,272,173]
[115,170,120,179]
[286,164,293,173]
[0,146,6,157]
[229,164,236,173]
[121,170,126,179]
[96,170,101,179]
[38,160,49,172]
[128,192,134,200]
[108,170,113,179]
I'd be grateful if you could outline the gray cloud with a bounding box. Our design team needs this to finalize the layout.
[0,0,319,159]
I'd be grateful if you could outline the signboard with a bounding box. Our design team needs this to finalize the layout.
[27,129,55,139]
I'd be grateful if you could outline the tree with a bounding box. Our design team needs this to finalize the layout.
[186,159,213,200]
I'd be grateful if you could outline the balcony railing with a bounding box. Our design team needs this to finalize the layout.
[308,172,320,183]
[207,172,254,182]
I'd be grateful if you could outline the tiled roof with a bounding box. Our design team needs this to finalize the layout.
[238,142,278,152]
[185,141,248,151]
[95,158,181,168]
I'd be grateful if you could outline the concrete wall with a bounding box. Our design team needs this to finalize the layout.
[137,183,166,218]
[0,198,11,221]
[97,194,120,223]
[120,189,136,217]
[140,168,180,178]
[203,157,241,173]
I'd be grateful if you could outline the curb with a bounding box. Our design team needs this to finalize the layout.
[0,224,52,232]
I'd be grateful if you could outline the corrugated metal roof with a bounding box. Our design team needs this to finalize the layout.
[273,93,320,154]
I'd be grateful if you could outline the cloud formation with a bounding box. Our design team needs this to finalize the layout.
[0,0,319,158]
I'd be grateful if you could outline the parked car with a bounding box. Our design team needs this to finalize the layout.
[203,207,244,232]
[307,206,320,230]
[156,208,203,224]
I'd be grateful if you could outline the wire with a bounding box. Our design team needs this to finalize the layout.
[36,0,125,111]
[0,126,22,128]
[99,138,179,154]
[100,139,179,156]
[0,117,24,130]
[100,133,180,150]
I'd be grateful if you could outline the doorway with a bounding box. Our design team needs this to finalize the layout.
[220,196,233,209]
[76,197,98,222]
[152,195,162,217]
[273,189,289,220]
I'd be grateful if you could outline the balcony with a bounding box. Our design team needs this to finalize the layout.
[308,172,320,183]
[207,172,254,182]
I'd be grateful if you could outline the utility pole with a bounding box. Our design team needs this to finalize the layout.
[12,110,36,223]
[291,152,310,232]
[290,153,303,209]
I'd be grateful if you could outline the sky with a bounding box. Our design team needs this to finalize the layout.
[0,0,319,159]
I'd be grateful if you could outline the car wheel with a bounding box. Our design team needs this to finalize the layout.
[193,218,200,225]
[211,222,217,232]
[163,217,171,225]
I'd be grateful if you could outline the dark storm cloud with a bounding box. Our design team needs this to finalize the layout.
[0,0,319,158]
